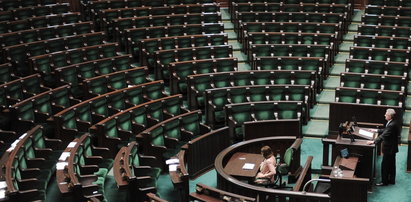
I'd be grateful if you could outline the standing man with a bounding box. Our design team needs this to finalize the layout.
[367,108,400,186]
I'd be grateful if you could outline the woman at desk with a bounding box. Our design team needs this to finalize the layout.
[254,146,277,185]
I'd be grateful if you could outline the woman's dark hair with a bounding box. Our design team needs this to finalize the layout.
[261,146,273,159]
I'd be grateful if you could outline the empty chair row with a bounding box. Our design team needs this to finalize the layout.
[3,32,107,69]
[0,0,57,11]
[56,133,113,201]
[52,80,167,143]
[2,125,61,201]
[111,12,221,41]
[231,0,352,3]
[362,14,411,28]
[226,101,304,140]
[54,55,138,97]
[0,73,50,111]
[0,22,94,50]
[0,3,70,22]
[187,70,318,109]
[353,35,411,50]
[139,33,228,66]
[335,87,404,107]
[136,110,211,168]
[97,3,220,31]
[3,84,79,134]
[154,45,233,80]
[205,85,312,128]
[365,5,411,17]
[29,42,120,77]
[240,22,341,44]
[231,3,351,22]
[90,94,188,157]
[252,56,325,79]
[124,23,224,55]
[83,66,150,98]
[249,44,333,71]
[345,59,409,77]
[244,32,337,54]
[169,57,238,94]
[340,72,407,92]
[367,0,411,6]
[349,46,410,63]
[0,12,83,34]
[358,24,411,38]
[234,12,347,33]
[113,141,162,201]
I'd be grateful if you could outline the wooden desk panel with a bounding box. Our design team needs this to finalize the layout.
[224,153,264,179]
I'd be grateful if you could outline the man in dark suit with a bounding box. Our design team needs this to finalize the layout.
[367,108,399,186]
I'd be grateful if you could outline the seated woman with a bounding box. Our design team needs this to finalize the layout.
[254,145,277,185]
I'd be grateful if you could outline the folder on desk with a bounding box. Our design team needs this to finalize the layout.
[339,157,358,171]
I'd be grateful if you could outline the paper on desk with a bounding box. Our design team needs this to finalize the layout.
[0,189,5,199]
[359,129,375,139]
[67,141,77,148]
[166,159,179,165]
[242,163,255,170]
[56,162,68,170]
[169,164,178,171]
[0,181,6,189]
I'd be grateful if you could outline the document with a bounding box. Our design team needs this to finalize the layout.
[169,164,178,172]
[359,129,375,140]
[166,158,179,165]
[56,162,68,170]
[242,163,255,170]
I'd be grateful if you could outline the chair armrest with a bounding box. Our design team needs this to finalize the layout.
[17,178,42,190]
[21,168,42,179]
[91,146,111,159]
[44,138,63,150]
[34,148,53,159]
[80,165,100,175]
[26,158,46,168]
[85,156,103,165]
[133,166,153,177]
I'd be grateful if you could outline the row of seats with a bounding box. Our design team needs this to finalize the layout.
[358,24,411,37]
[0,12,83,34]
[2,32,107,68]
[340,72,407,92]
[0,0,57,11]
[124,23,224,57]
[345,59,409,77]
[367,0,411,6]
[205,84,312,128]
[231,2,352,22]
[97,3,219,31]
[0,3,70,22]
[56,133,113,201]
[362,14,411,27]
[353,35,411,49]
[2,125,62,201]
[110,12,222,41]
[349,46,410,63]
[90,94,188,157]
[139,33,228,66]
[335,87,404,107]
[52,80,167,143]
[186,70,317,109]
[365,5,411,16]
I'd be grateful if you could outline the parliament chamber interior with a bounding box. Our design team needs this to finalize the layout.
[0,0,411,201]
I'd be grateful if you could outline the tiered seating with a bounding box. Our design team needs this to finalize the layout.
[169,57,238,94]
[335,87,404,107]
[240,22,341,43]
[226,101,303,140]
[52,80,167,143]
[340,72,407,91]
[353,35,411,49]
[0,0,57,11]
[3,32,106,72]
[362,14,411,27]
[0,3,70,21]
[1,125,62,201]
[349,47,410,63]
[154,45,233,80]
[357,24,411,37]
[98,3,220,32]
[0,63,16,83]
[124,23,224,55]
[136,110,210,167]
[365,5,411,16]
[55,134,112,201]
[113,141,162,201]
[187,70,318,109]
[55,54,137,97]
[90,94,187,157]
[111,12,221,42]
[205,85,311,128]
[139,33,228,66]
[367,0,411,6]
[82,66,150,98]
[0,12,83,34]
[345,59,409,77]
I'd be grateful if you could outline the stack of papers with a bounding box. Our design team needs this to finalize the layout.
[242,163,255,170]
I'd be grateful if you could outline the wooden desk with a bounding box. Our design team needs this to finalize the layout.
[332,156,359,178]
[224,152,264,181]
